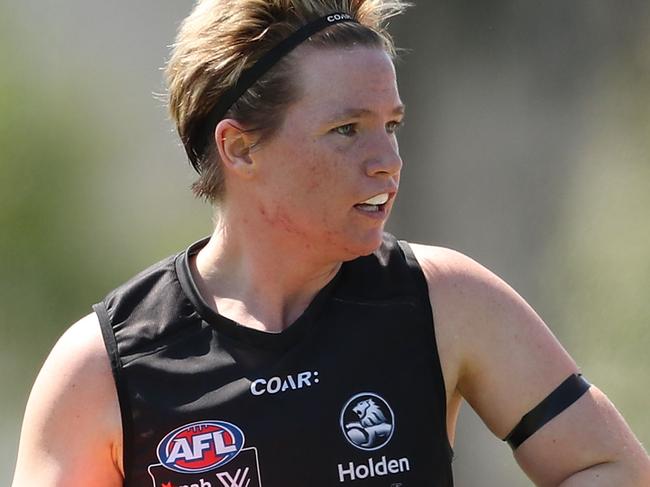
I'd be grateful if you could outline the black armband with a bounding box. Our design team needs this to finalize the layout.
[503,373,591,449]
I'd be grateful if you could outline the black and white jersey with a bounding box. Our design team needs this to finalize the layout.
[95,233,454,487]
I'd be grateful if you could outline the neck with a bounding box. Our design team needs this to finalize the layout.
[191,206,342,333]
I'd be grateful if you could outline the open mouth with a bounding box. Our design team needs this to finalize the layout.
[354,193,390,213]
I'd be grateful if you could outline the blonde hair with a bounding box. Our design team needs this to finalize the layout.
[166,0,409,203]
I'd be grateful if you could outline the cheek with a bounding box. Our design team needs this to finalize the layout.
[258,134,359,230]
[304,159,338,193]
[286,142,350,197]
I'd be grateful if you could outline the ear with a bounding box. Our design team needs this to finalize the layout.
[214,119,259,179]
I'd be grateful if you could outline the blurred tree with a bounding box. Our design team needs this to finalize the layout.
[0,3,114,451]
[542,59,650,447]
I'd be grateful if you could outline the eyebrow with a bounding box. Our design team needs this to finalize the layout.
[325,104,406,124]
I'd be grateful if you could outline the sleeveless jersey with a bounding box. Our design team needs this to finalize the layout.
[94,233,454,487]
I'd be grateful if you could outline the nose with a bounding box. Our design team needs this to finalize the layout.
[365,131,403,178]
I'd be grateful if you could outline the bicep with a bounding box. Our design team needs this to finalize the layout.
[416,245,579,439]
[456,272,578,440]
[12,313,123,487]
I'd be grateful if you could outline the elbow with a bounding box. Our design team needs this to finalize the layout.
[557,456,650,487]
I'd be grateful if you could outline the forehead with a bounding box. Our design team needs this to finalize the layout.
[289,46,401,118]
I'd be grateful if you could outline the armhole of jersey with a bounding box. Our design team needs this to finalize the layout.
[93,302,134,481]
[397,240,454,461]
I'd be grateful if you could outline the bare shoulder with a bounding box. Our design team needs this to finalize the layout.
[409,243,650,485]
[409,242,578,421]
[12,313,123,486]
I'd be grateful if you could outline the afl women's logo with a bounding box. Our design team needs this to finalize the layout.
[340,392,395,451]
[157,420,245,473]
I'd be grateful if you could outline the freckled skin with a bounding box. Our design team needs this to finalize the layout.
[247,46,404,261]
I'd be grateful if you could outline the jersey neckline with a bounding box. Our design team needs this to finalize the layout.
[174,236,343,350]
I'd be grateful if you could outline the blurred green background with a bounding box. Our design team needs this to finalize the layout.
[1,1,648,485]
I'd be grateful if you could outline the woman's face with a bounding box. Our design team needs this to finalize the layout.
[248,46,404,260]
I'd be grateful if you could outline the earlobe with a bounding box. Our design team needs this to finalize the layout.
[215,119,257,178]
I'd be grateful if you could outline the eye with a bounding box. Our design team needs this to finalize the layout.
[386,120,404,134]
[333,123,357,137]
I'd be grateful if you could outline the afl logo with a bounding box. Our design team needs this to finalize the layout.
[340,392,395,451]
[157,420,245,473]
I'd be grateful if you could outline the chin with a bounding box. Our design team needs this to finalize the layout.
[338,228,386,260]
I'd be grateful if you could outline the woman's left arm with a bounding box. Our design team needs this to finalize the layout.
[413,244,650,486]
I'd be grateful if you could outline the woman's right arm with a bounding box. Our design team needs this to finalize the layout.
[12,313,124,486]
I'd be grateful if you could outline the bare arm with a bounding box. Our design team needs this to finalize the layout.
[412,244,650,486]
[12,313,123,487]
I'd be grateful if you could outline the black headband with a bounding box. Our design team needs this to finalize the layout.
[189,12,358,173]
